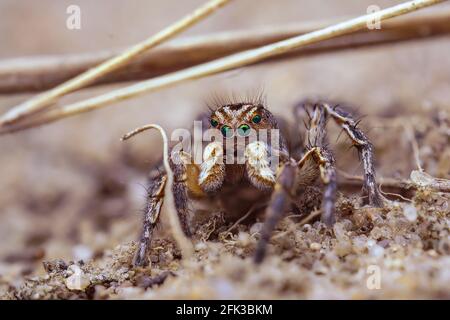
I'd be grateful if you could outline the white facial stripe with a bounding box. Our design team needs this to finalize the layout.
[213,104,260,126]
[245,106,259,121]
[215,111,226,123]
[234,104,253,118]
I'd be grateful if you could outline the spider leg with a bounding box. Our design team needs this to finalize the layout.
[297,147,337,226]
[134,168,167,266]
[134,150,199,267]
[243,139,295,263]
[296,105,337,226]
[170,152,193,238]
[322,103,384,207]
[254,162,296,264]
[171,141,226,240]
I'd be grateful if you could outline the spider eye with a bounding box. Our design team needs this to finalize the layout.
[220,125,233,138]
[237,124,251,137]
[210,119,218,127]
[252,114,262,124]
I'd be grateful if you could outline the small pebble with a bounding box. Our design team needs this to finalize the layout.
[403,204,418,222]
[427,249,438,257]
[195,242,207,251]
[250,222,263,235]
[369,244,384,258]
[65,265,90,291]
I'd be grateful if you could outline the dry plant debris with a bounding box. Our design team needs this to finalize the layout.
[2,186,448,300]
[0,0,445,134]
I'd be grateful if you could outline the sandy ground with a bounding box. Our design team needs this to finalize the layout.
[0,0,449,299]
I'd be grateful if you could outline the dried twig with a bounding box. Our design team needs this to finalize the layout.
[338,170,413,190]
[409,170,450,193]
[338,170,450,193]
[379,187,414,202]
[272,210,321,240]
[0,0,231,126]
[1,7,449,94]
[226,202,268,234]
[403,122,424,171]
[0,0,446,134]
[121,124,194,258]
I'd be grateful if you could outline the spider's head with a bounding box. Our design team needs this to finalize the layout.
[209,103,278,138]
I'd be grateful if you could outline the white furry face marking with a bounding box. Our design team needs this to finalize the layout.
[212,104,259,128]
[245,141,276,189]
[243,105,259,122]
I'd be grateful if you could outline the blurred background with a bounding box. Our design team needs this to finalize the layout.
[0,0,448,298]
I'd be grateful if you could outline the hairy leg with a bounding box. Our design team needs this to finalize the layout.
[170,153,192,238]
[254,162,296,264]
[169,141,226,237]
[296,105,337,226]
[243,140,298,263]
[322,103,384,207]
[134,168,166,266]
[297,147,337,226]
[134,150,198,267]
[169,141,226,238]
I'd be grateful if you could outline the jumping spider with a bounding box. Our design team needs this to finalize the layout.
[130,99,384,266]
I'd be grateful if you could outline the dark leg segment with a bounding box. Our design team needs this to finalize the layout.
[296,105,337,226]
[134,155,193,267]
[323,104,384,207]
[170,155,192,237]
[134,168,166,266]
[254,163,296,264]
[297,147,337,226]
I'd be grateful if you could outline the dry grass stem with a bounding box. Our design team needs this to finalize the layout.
[1,7,449,94]
[410,170,450,193]
[0,0,231,126]
[0,0,446,135]
[339,170,450,193]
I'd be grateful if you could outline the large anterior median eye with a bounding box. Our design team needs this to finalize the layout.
[252,114,262,124]
[221,125,233,138]
[237,124,251,137]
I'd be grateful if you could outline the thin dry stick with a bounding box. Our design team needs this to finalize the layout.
[0,0,446,134]
[403,122,424,171]
[0,0,231,126]
[121,124,194,258]
[2,7,450,94]
[226,202,268,233]
[410,170,450,192]
[338,170,450,193]
[379,184,413,202]
[338,169,414,190]
[338,170,413,190]
[273,210,321,240]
